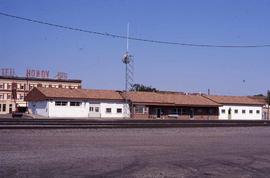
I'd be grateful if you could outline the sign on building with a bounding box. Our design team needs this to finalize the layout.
[56,72,68,80]
[26,69,50,78]
[1,68,16,77]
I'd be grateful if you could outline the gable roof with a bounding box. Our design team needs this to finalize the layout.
[127,91,221,107]
[203,95,264,106]
[248,96,267,105]
[25,87,124,101]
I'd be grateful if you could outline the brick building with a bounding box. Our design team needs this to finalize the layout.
[0,76,82,114]
[127,91,221,119]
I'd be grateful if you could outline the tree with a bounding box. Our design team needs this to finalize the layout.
[130,83,158,92]
[253,94,265,97]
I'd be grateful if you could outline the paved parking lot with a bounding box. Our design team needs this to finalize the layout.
[1,127,270,177]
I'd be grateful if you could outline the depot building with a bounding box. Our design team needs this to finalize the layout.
[25,87,264,120]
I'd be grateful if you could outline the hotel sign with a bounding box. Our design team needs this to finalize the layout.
[56,72,68,80]
[1,68,16,77]
[26,69,50,78]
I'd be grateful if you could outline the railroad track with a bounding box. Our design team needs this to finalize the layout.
[0,118,270,129]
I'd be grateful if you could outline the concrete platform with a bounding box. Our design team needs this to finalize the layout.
[1,127,270,177]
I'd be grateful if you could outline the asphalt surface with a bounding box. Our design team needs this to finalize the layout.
[1,127,270,178]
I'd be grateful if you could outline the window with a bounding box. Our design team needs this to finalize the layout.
[0,94,3,100]
[89,107,94,111]
[0,104,1,112]
[182,108,188,115]
[7,94,11,100]
[20,85,24,90]
[117,108,122,113]
[106,108,112,113]
[70,102,81,106]
[3,104,6,112]
[55,101,68,106]
[0,84,3,89]
[170,108,179,115]
[9,104,12,113]
[221,109,226,114]
[209,109,214,114]
[196,109,203,114]
[135,105,144,114]
[20,95,24,100]
[256,110,260,114]
[249,110,253,114]
[7,84,11,90]
[95,107,99,112]
[234,109,238,114]
[242,110,246,114]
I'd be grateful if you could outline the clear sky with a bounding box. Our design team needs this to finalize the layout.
[0,0,269,96]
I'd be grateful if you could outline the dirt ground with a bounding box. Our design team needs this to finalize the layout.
[1,127,270,178]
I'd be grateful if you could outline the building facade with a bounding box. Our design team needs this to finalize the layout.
[127,92,220,120]
[204,95,264,120]
[0,76,82,114]
[26,87,130,118]
[27,88,220,119]
[25,88,264,120]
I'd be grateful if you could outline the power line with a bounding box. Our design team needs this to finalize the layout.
[1,11,270,48]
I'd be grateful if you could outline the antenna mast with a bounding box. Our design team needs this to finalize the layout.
[122,23,134,118]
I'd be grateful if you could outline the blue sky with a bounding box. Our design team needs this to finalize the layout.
[0,0,269,95]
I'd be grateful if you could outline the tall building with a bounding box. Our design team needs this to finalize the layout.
[0,76,82,114]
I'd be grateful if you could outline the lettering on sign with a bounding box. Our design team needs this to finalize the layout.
[26,69,50,78]
[56,72,68,80]
[1,68,16,77]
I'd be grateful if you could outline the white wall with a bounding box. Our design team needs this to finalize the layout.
[29,101,49,117]
[29,100,130,119]
[88,102,101,118]
[48,101,89,118]
[100,102,130,118]
[219,105,262,120]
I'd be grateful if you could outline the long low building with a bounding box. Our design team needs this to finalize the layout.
[203,95,264,120]
[25,87,264,120]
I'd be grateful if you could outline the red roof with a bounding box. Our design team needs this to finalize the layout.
[127,91,221,107]
[203,95,264,105]
[25,87,124,101]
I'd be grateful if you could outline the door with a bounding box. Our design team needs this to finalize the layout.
[228,108,232,120]
[9,104,13,113]
[189,109,194,119]
[88,104,101,118]
[156,108,161,118]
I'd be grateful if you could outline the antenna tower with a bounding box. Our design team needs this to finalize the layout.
[122,23,134,118]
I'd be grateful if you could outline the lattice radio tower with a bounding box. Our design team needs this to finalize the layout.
[122,23,134,118]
